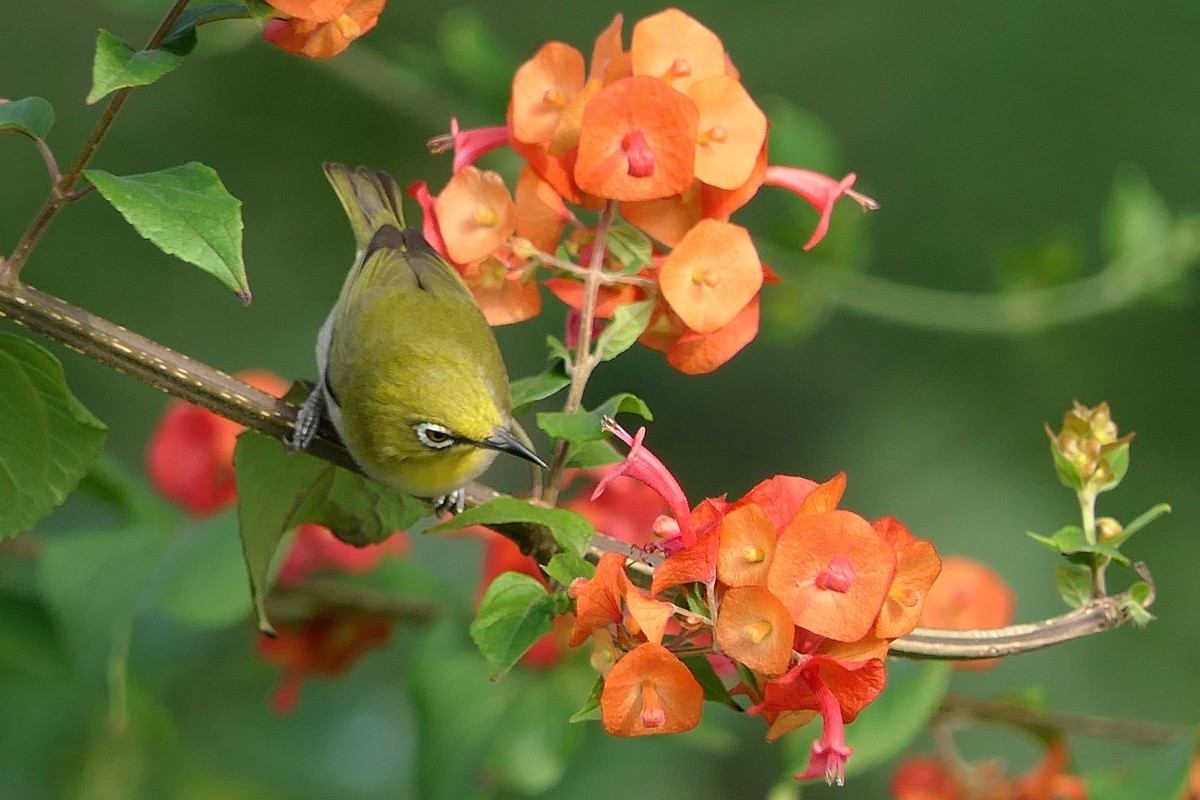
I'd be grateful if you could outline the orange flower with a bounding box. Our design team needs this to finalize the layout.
[700,139,767,218]
[434,166,516,265]
[146,369,289,517]
[733,474,821,531]
[629,8,729,94]
[918,555,1015,671]
[544,276,644,320]
[650,519,719,596]
[890,755,963,800]
[514,165,573,253]
[767,510,896,642]
[510,42,586,146]
[666,293,760,375]
[715,585,793,676]
[688,76,767,190]
[873,517,942,640]
[264,0,351,22]
[657,219,762,334]
[575,75,699,202]
[459,254,542,326]
[589,14,629,86]
[716,502,776,587]
[621,185,703,247]
[600,642,704,736]
[794,472,848,517]
[261,0,384,59]
[568,551,631,647]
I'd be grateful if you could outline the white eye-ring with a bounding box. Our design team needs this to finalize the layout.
[415,422,456,450]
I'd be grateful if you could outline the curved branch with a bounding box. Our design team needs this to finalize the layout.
[0,280,1155,662]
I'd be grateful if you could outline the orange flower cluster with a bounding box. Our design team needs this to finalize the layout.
[420,8,877,374]
[891,740,1087,800]
[568,424,941,784]
[261,0,385,59]
[145,369,408,713]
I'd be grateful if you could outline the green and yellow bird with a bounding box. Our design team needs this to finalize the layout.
[292,163,545,512]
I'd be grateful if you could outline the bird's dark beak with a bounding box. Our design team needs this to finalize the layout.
[483,427,548,469]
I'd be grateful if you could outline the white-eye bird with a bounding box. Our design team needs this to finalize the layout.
[292,163,545,512]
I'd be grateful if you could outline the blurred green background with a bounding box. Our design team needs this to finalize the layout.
[2,1,1198,798]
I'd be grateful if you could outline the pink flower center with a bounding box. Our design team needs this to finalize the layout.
[640,680,667,728]
[815,554,856,593]
[622,130,656,178]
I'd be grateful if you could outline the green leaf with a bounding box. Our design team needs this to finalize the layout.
[432,496,595,557]
[87,29,184,104]
[233,431,424,634]
[682,654,742,713]
[568,675,604,723]
[84,163,251,301]
[149,510,252,629]
[161,3,250,55]
[783,661,952,782]
[543,552,595,586]
[39,523,173,680]
[0,96,55,139]
[1102,168,1172,264]
[470,572,556,678]
[564,439,623,468]
[606,222,653,271]
[1109,502,1171,548]
[596,298,656,361]
[1086,733,1196,800]
[1027,525,1130,566]
[545,335,572,368]
[510,365,570,416]
[0,334,107,540]
[1055,564,1092,609]
[537,393,652,445]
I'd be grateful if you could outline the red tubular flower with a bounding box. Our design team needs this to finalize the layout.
[477,528,566,668]
[277,523,410,588]
[762,166,879,251]
[429,118,511,174]
[593,423,695,551]
[404,181,450,259]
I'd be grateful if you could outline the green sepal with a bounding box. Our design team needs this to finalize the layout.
[84,163,251,302]
[1108,502,1171,549]
[431,496,594,557]
[511,363,570,416]
[469,571,558,678]
[1097,440,1130,493]
[606,222,653,272]
[537,393,652,445]
[545,335,572,369]
[0,96,55,139]
[0,334,107,540]
[1049,444,1087,491]
[1054,564,1092,609]
[568,675,604,723]
[233,430,424,635]
[543,552,595,587]
[87,29,185,104]
[596,298,655,361]
[1027,525,1131,566]
[682,654,742,713]
[1122,582,1156,628]
[564,439,623,469]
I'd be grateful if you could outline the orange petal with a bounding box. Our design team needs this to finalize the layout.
[733,475,820,532]
[601,643,704,736]
[621,183,702,247]
[666,293,760,375]
[630,9,727,94]
[266,0,352,23]
[767,510,897,642]
[510,41,585,145]
[650,524,718,596]
[575,75,699,202]
[716,502,776,587]
[700,137,767,218]
[568,552,629,647]
[638,300,685,354]
[688,76,767,190]
[514,165,570,253]
[434,167,515,265]
[624,586,675,645]
[792,472,847,519]
[658,219,762,334]
[765,708,818,741]
[589,13,630,85]
[460,257,542,326]
[761,656,886,724]
[715,585,794,676]
[874,518,941,640]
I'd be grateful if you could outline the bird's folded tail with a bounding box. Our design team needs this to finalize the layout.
[323,162,406,252]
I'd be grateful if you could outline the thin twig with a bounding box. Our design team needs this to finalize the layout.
[940,694,1187,744]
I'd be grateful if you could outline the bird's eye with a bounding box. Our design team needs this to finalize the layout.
[415,423,455,449]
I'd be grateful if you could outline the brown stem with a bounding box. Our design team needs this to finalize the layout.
[939,694,1186,744]
[2,0,191,280]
